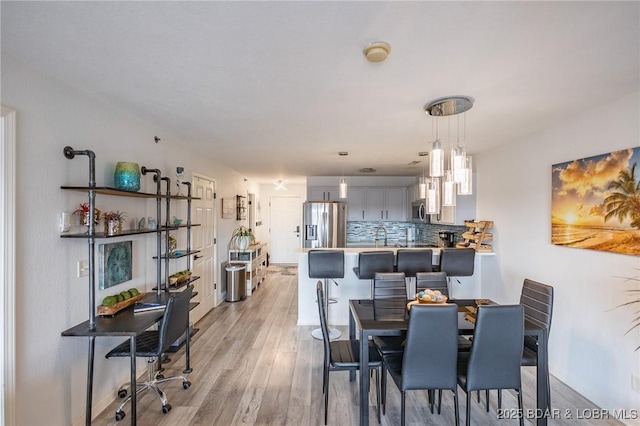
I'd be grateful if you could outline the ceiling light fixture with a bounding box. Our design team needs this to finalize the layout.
[417,152,428,199]
[338,152,348,199]
[363,42,391,63]
[274,180,287,191]
[423,95,475,208]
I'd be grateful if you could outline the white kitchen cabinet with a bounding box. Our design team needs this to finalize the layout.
[308,186,341,201]
[347,187,366,220]
[348,186,406,221]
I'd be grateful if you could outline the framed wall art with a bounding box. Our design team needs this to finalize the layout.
[99,240,133,289]
[551,147,640,256]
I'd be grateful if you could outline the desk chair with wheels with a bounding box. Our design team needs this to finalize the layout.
[309,250,344,340]
[105,286,193,421]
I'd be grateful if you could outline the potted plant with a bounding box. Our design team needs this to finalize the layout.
[230,226,255,250]
[73,203,100,226]
[103,210,127,235]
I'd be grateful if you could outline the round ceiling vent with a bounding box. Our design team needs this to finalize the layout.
[359,167,377,173]
[363,42,391,63]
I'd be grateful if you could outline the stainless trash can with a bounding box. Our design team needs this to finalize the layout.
[226,263,246,302]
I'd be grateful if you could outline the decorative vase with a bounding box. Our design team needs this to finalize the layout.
[105,219,120,236]
[114,162,141,192]
[236,236,250,250]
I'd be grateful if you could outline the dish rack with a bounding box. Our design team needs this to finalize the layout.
[457,220,493,252]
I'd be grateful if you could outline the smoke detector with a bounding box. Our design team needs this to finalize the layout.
[363,42,391,63]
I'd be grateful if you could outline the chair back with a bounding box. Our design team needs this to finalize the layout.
[373,272,407,299]
[158,286,193,355]
[316,281,331,367]
[356,251,395,279]
[402,304,458,390]
[415,271,449,296]
[438,248,475,277]
[308,250,345,279]
[396,249,433,276]
[466,305,524,392]
[373,298,407,321]
[520,278,553,349]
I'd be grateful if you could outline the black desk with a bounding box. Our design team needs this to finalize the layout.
[61,294,195,425]
[348,299,549,426]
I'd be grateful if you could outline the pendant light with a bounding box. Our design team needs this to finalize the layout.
[451,115,467,184]
[418,152,428,199]
[458,156,473,195]
[442,170,456,206]
[426,177,440,214]
[338,152,348,198]
[429,118,444,177]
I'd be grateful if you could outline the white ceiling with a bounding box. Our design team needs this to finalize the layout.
[2,1,639,184]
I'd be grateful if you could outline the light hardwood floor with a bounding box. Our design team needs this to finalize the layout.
[92,269,623,426]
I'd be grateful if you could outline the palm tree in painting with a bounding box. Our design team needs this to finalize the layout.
[604,163,640,228]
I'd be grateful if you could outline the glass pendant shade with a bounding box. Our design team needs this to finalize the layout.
[338,177,348,198]
[430,139,444,177]
[458,156,473,195]
[451,145,466,183]
[442,170,456,206]
[418,176,427,199]
[426,178,440,214]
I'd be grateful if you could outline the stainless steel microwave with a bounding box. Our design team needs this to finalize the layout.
[411,200,430,223]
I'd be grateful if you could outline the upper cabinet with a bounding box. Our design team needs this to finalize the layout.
[308,186,341,201]
[347,186,406,221]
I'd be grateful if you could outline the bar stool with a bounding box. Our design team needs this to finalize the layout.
[437,248,475,285]
[395,249,433,297]
[309,250,344,340]
[352,251,395,298]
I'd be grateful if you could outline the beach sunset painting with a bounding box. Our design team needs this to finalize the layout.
[552,147,640,256]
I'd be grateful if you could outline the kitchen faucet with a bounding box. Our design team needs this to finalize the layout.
[374,225,388,247]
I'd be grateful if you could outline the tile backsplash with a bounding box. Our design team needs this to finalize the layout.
[346,221,466,247]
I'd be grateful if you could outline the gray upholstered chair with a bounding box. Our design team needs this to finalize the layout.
[382,304,460,426]
[353,251,395,298]
[437,248,475,285]
[457,304,525,426]
[309,250,344,340]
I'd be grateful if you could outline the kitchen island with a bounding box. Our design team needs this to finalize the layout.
[296,247,495,326]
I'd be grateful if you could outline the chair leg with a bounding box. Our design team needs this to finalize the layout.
[429,389,434,414]
[437,389,443,414]
[401,391,406,426]
[498,389,502,410]
[466,391,471,426]
[453,388,460,426]
[517,388,524,426]
[324,371,329,425]
[374,369,381,424]
[485,389,489,412]
[381,365,387,415]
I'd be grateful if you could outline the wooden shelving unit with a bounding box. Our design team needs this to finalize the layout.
[457,220,493,252]
[228,242,268,296]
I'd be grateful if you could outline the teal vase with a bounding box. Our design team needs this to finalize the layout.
[114,162,141,192]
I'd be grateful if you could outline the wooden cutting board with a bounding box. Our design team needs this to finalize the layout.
[97,293,146,316]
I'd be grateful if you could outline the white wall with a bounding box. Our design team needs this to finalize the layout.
[476,92,640,419]
[1,54,255,425]
[257,182,307,252]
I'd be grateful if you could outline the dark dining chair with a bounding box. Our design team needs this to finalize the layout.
[382,304,460,426]
[353,251,395,297]
[396,249,433,296]
[308,249,345,340]
[105,286,193,421]
[371,272,408,356]
[415,271,448,296]
[316,281,383,425]
[437,248,475,284]
[457,304,525,426]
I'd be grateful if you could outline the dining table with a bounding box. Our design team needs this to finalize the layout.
[348,298,549,426]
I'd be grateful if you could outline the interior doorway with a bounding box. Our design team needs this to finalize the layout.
[190,174,217,323]
[269,196,301,264]
[1,106,16,425]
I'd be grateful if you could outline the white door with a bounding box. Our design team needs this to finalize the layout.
[269,196,301,263]
[191,174,217,322]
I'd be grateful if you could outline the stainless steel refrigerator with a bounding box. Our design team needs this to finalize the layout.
[303,201,347,248]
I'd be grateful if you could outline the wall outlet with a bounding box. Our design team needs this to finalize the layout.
[77,260,89,277]
[633,373,640,393]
